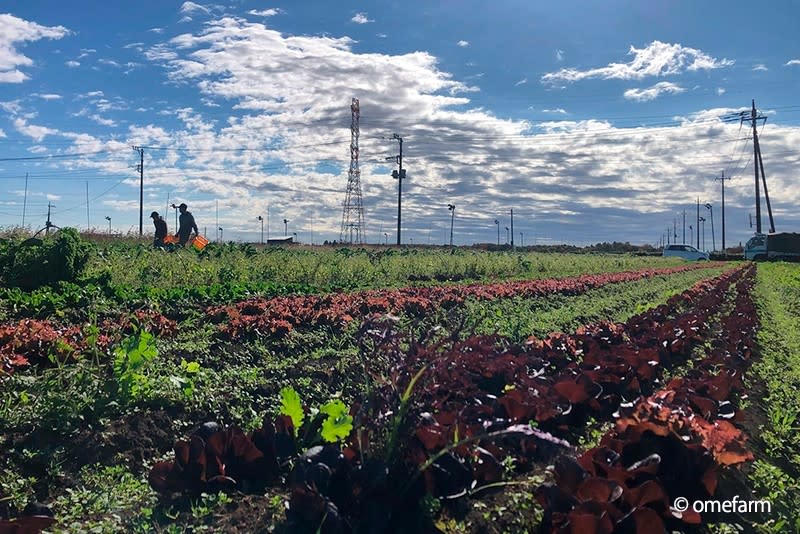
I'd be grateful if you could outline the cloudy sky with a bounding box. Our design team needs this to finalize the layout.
[1,1,799,247]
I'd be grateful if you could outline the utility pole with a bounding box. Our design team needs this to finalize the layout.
[746,99,775,234]
[448,204,455,247]
[510,208,515,251]
[22,173,28,228]
[132,146,144,235]
[386,134,405,245]
[46,202,55,236]
[715,171,730,251]
[673,218,677,243]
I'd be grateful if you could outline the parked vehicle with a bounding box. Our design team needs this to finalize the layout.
[744,232,800,261]
[662,244,709,261]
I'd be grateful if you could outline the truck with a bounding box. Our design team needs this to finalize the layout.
[744,232,800,261]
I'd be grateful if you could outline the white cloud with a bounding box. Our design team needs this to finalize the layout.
[248,8,281,17]
[180,1,209,14]
[179,16,193,24]
[351,12,372,24]
[623,81,686,102]
[13,118,58,141]
[78,48,96,59]
[717,87,726,95]
[542,108,567,114]
[542,41,733,85]
[752,64,768,71]
[785,59,800,66]
[0,99,22,115]
[148,27,165,34]
[89,114,117,127]
[46,193,61,201]
[33,93,62,100]
[515,77,527,86]
[0,14,70,83]
[457,40,469,47]
[0,128,5,137]
[555,49,564,61]
[65,60,80,67]
[99,58,122,68]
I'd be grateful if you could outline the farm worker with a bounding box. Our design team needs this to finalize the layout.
[150,211,168,248]
[175,203,199,246]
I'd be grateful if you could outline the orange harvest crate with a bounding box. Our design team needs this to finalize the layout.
[192,235,209,251]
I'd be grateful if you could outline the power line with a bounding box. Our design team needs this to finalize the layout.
[0,149,122,162]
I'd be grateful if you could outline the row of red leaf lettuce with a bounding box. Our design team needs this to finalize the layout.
[138,264,750,533]
[207,263,720,341]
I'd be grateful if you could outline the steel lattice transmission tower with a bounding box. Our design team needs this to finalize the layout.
[340,98,365,243]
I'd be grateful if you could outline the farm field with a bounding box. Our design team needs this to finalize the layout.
[0,233,798,533]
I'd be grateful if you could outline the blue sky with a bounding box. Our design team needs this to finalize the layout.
[1,1,799,247]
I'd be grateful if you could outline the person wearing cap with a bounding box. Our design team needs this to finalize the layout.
[175,203,199,246]
[150,211,168,248]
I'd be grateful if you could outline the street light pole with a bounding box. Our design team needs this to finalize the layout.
[283,218,288,236]
[170,203,178,231]
[505,226,509,245]
[105,216,111,235]
[447,204,455,248]
[699,217,706,251]
[257,216,264,244]
[705,203,715,252]
[387,134,404,246]
[494,219,500,246]
[510,208,515,251]
[696,198,700,252]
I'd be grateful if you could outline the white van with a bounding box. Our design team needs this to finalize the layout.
[662,244,709,261]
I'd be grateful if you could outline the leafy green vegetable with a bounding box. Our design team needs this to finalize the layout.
[279,386,304,435]
[113,329,158,403]
[319,399,353,443]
